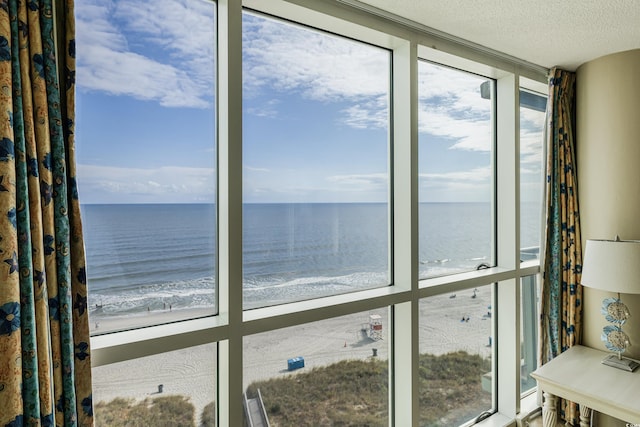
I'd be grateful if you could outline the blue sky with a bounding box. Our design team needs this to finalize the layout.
[75,0,545,205]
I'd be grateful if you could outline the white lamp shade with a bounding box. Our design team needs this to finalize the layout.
[581,239,640,294]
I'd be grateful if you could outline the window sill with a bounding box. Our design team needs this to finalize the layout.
[517,390,542,426]
[469,391,541,427]
[475,412,516,427]
[243,285,408,335]
[91,314,228,366]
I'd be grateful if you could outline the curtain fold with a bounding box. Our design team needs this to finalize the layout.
[0,0,93,425]
[539,67,583,425]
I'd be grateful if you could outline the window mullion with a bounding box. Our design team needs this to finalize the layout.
[496,73,522,417]
[391,39,419,427]
[217,0,244,426]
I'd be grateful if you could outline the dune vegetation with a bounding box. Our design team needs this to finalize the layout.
[95,351,490,426]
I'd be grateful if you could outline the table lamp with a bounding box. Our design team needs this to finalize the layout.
[581,236,640,372]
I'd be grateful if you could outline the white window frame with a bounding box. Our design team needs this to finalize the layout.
[81,0,550,426]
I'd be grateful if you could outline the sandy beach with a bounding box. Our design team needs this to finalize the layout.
[91,286,492,421]
[89,306,219,335]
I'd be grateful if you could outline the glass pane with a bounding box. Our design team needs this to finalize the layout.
[93,343,217,426]
[419,285,494,425]
[76,0,217,334]
[520,275,539,394]
[244,310,388,426]
[520,89,546,262]
[242,12,391,308]
[418,61,494,279]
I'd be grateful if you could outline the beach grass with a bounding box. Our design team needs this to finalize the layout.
[95,396,220,426]
[247,357,388,426]
[417,351,492,425]
[94,395,196,427]
[95,351,490,426]
[245,351,490,427]
[200,402,216,426]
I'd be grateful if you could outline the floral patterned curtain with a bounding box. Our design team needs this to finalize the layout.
[539,67,582,425]
[0,0,93,425]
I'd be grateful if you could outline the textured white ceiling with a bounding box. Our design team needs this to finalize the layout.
[354,0,640,71]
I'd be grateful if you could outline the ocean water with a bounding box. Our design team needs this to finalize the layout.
[82,203,539,319]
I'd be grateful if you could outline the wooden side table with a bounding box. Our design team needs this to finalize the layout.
[531,345,640,427]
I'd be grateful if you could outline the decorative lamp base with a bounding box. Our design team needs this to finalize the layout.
[601,354,640,372]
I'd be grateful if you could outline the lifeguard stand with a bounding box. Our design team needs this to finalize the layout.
[369,314,383,340]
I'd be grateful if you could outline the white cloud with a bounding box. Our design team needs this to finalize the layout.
[242,13,389,128]
[419,167,492,202]
[246,99,281,119]
[77,164,215,203]
[418,62,493,152]
[76,0,215,108]
[420,167,491,183]
[340,96,389,129]
[520,105,546,128]
[242,169,389,203]
[326,173,388,188]
[244,165,271,173]
[243,13,389,101]
[520,128,544,174]
[113,0,215,60]
[420,109,492,151]
[418,62,491,114]
[520,106,546,175]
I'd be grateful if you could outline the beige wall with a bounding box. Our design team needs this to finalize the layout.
[576,48,640,427]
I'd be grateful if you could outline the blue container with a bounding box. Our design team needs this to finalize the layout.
[287,356,305,371]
